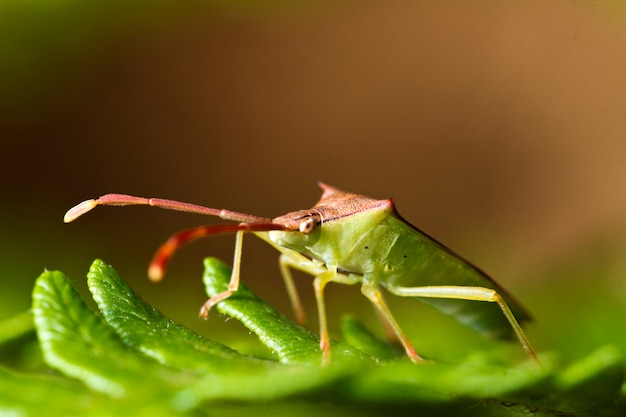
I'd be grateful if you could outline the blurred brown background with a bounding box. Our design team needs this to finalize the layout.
[1,0,625,351]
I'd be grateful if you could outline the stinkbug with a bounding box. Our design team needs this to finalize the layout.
[65,182,538,364]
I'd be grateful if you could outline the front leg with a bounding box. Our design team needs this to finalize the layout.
[277,251,328,325]
[276,250,358,364]
[314,268,338,365]
[199,230,244,318]
[276,252,337,365]
[278,254,307,325]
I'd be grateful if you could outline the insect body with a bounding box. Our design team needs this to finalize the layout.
[65,182,538,364]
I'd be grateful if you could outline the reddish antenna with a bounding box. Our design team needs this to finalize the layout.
[64,194,274,224]
[64,193,289,280]
[148,223,287,281]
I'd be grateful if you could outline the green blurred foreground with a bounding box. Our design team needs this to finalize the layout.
[0,258,623,417]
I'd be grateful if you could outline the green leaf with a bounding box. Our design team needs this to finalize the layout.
[340,315,403,360]
[31,268,188,399]
[0,364,93,416]
[87,259,265,373]
[10,259,625,417]
[0,364,132,417]
[201,257,368,364]
[555,345,624,397]
[0,311,34,347]
[62,260,347,407]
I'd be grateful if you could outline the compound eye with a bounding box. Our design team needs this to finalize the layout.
[299,217,317,234]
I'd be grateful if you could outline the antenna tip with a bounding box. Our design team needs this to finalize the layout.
[148,264,164,282]
[64,199,98,223]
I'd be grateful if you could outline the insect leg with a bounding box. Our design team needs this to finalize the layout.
[199,230,245,318]
[150,223,286,282]
[372,304,402,346]
[387,285,539,362]
[268,245,359,363]
[313,268,338,365]
[278,254,307,325]
[361,282,424,363]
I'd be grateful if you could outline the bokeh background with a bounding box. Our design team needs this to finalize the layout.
[2,0,626,359]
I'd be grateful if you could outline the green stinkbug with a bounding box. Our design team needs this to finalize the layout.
[64,182,539,364]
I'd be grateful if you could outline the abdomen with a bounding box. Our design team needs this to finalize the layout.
[377,216,532,340]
